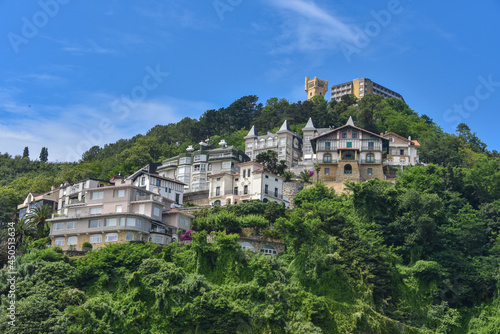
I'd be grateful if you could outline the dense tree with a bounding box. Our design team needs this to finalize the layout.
[22,147,29,160]
[39,147,48,162]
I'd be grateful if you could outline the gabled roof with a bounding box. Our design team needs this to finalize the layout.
[311,122,387,141]
[128,167,186,185]
[382,132,420,146]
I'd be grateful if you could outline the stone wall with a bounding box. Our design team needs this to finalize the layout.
[183,190,210,206]
[283,182,304,209]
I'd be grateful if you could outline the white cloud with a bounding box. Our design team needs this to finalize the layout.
[266,0,357,53]
[0,92,214,162]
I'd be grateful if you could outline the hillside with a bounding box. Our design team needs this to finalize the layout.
[1,94,500,332]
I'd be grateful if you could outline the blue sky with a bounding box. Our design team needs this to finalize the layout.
[1,0,499,162]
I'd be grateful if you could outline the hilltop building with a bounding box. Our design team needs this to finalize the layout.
[382,132,420,166]
[305,76,329,99]
[330,78,404,102]
[244,120,302,168]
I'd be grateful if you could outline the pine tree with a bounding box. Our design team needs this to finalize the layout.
[39,147,48,162]
[22,146,29,159]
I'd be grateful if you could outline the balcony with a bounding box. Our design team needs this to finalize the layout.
[361,144,381,151]
[208,153,238,161]
[133,194,164,204]
[316,143,337,151]
[320,159,338,164]
[68,186,80,195]
[68,198,86,205]
[151,226,167,234]
[163,161,178,168]
[360,159,381,164]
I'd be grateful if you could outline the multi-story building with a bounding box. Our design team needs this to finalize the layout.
[244,120,302,168]
[207,161,287,207]
[330,78,404,102]
[157,140,249,194]
[127,163,186,206]
[56,178,113,216]
[18,188,60,219]
[309,116,390,182]
[47,177,192,251]
[305,76,329,99]
[382,132,420,166]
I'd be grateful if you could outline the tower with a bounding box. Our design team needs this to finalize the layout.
[305,76,329,99]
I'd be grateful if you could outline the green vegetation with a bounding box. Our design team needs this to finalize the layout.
[1,93,500,332]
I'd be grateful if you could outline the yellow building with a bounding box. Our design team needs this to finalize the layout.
[330,78,404,102]
[305,76,329,99]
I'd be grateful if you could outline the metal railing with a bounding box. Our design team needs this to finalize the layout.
[320,159,338,164]
[360,159,381,164]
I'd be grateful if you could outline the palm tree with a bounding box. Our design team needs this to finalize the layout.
[0,218,37,254]
[298,170,313,184]
[26,204,53,238]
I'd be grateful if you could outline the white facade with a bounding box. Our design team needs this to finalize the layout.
[382,132,420,166]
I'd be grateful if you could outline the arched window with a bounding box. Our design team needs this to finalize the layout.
[267,138,273,147]
[89,234,102,243]
[126,232,134,241]
[55,238,65,246]
[214,200,221,206]
[262,198,268,203]
[323,153,332,163]
[68,236,78,245]
[105,233,118,242]
[260,244,277,255]
[366,153,374,163]
[240,242,255,252]
[344,164,352,174]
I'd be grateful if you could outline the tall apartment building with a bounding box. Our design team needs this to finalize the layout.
[330,78,404,102]
[48,177,193,251]
[305,76,329,99]
[244,120,302,168]
[157,140,249,194]
[309,116,390,182]
[208,161,287,207]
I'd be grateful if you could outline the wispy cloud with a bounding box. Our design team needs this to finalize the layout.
[266,0,357,53]
[0,91,214,162]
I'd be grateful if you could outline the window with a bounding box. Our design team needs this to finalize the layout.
[367,168,373,175]
[178,166,190,174]
[106,233,118,242]
[265,175,269,179]
[360,93,364,97]
[179,157,191,165]
[221,161,232,169]
[305,136,311,143]
[325,168,330,175]
[126,232,134,241]
[368,141,374,150]
[154,236,163,244]
[53,222,64,231]
[243,170,246,178]
[341,130,347,139]
[91,191,103,200]
[234,186,238,195]
[116,205,122,213]
[104,218,117,227]
[175,193,180,204]
[116,189,125,197]
[156,179,161,186]
[279,138,286,146]
[344,164,352,174]
[216,186,221,196]
[346,142,352,148]
[75,209,82,217]
[67,222,76,229]
[214,200,221,206]
[126,218,136,226]
[244,185,248,194]
[120,217,125,226]
[247,145,252,151]
[90,207,102,215]
[207,163,212,171]
[180,216,189,226]
[138,204,145,214]
[194,155,206,162]
[141,176,146,186]
[323,153,332,163]
[55,238,65,246]
[89,235,102,243]
[366,153,375,163]
[305,145,312,152]
[267,138,273,147]
[400,149,405,155]
[274,187,278,197]
[68,236,77,245]
[240,242,255,252]
[260,245,277,255]
[352,130,358,139]
[325,141,331,150]
[137,219,141,227]
[265,184,268,194]
[89,219,101,228]
[153,207,160,217]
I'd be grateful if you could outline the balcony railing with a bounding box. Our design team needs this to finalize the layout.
[360,159,381,164]
[163,161,178,167]
[361,145,381,151]
[316,144,337,151]
[208,153,238,161]
[134,194,164,203]
[320,159,338,164]
[69,198,86,205]
[68,186,80,195]
[151,226,167,233]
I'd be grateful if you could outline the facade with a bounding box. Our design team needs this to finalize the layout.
[128,163,186,207]
[305,76,329,99]
[208,161,287,207]
[244,120,302,168]
[299,117,331,172]
[157,140,249,194]
[18,189,59,219]
[382,132,420,166]
[56,178,113,217]
[310,117,390,182]
[330,78,404,102]
[48,177,192,251]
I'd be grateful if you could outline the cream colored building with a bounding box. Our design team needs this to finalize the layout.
[244,120,302,168]
[208,161,287,207]
[305,76,329,99]
[330,78,404,102]
[48,176,192,251]
[382,132,420,166]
